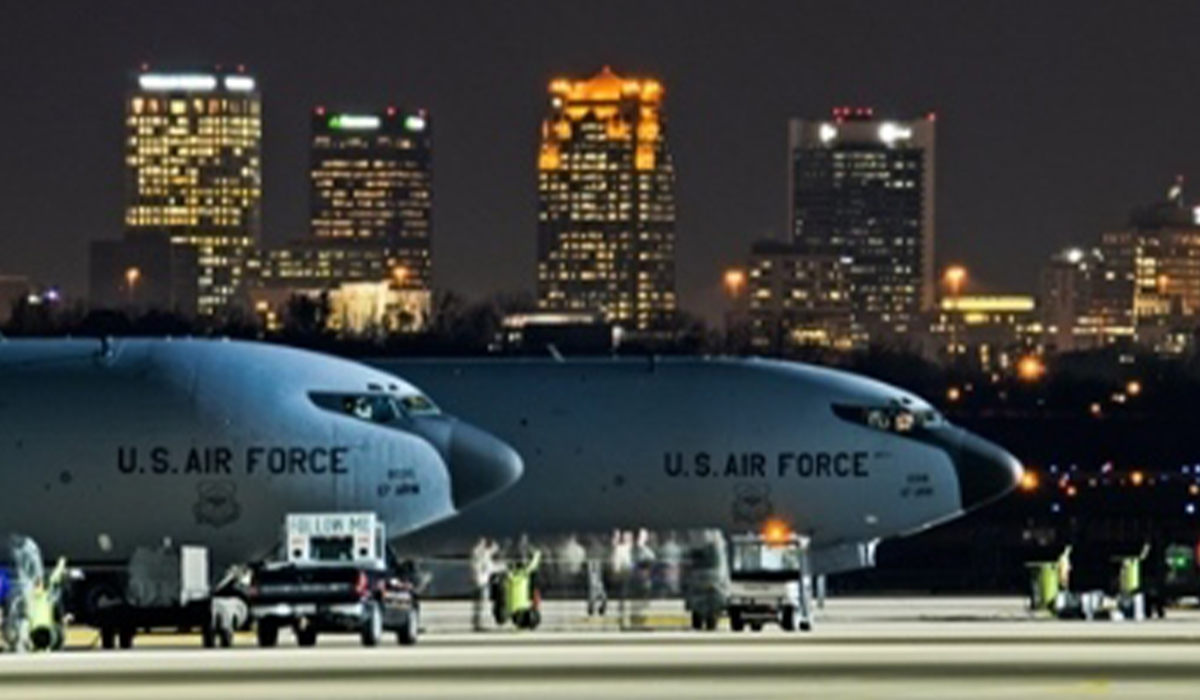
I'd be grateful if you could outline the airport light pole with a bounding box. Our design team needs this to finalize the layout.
[125,267,141,306]
[724,268,747,353]
[943,265,967,359]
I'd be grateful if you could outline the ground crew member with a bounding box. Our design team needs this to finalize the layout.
[586,559,607,616]
[470,538,498,632]
[1056,545,1073,593]
[610,530,633,625]
[505,547,542,629]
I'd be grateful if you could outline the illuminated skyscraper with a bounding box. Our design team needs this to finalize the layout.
[537,67,676,332]
[310,108,433,291]
[124,66,262,316]
[789,108,936,341]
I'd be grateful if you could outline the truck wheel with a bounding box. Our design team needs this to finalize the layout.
[750,622,763,632]
[118,628,135,649]
[704,613,718,631]
[101,627,116,650]
[361,602,383,647]
[781,606,797,631]
[296,627,318,648]
[257,621,279,648]
[730,610,745,632]
[397,611,419,646]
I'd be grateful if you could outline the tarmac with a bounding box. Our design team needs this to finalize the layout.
[5,598,1200,699]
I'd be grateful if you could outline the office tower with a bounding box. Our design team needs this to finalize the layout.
[123,66,262,316]
[789,108,936,341]
[536,67,676,332]
[310,108,433,291]
[1040,247,1114,352]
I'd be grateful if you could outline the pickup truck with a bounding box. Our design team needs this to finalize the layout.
[249,564,419,647]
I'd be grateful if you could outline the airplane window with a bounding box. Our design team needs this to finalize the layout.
[916,410,943,428]
[309,392,400,425]
[342,395,399,424]
[832,404,937,436]
[397,394,440,416]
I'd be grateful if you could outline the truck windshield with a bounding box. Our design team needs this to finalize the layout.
[730,541,802,577]
[310,536,355,562]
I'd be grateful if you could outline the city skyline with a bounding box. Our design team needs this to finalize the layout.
[6,2,1200,322]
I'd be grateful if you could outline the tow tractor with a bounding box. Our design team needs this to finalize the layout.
[248,513,419,648]
[725,530,813,632]
[685,526,814,632]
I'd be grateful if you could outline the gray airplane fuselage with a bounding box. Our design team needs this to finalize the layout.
[373,357,1021,560]
[0,339,521,565]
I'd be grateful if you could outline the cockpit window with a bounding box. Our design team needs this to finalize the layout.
[833,404,942,435]
[309,391,441,423]
[397,394,440,416]
[344,395,398,423]
[309,392,400,425]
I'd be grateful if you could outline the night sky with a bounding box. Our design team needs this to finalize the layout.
[4,1,1200,318]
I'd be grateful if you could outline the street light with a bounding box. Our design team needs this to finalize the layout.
[942,265,967,357]
[1016,355,1046,382]
[943,265,967,298]
[125,267,141,305]
[723,268,746,299]
[391,265,409,287]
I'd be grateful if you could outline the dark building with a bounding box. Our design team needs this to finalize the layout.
[0,275,32,324]
[496,313,617,354]
[124,67,263,317]
[310,108,433,292]
[745,240,856,352]
[536,67,676,332]
[788,108,936,342]
[244,240,431,335]
[88,233,199,313]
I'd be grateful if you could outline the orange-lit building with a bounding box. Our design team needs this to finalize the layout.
[536,67,676,332]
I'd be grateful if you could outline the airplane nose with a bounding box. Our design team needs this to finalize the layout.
[446,422,524,511]
[953,428,1023,511]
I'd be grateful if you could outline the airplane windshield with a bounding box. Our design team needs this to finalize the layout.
[309,392,401,424]
[397,394,440,416]
[833,404,943,435]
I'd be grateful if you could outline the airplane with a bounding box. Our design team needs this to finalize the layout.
[0,338,523,578]
[370,356,1022,576]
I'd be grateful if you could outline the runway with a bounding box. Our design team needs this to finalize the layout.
[5,599,1200,699]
